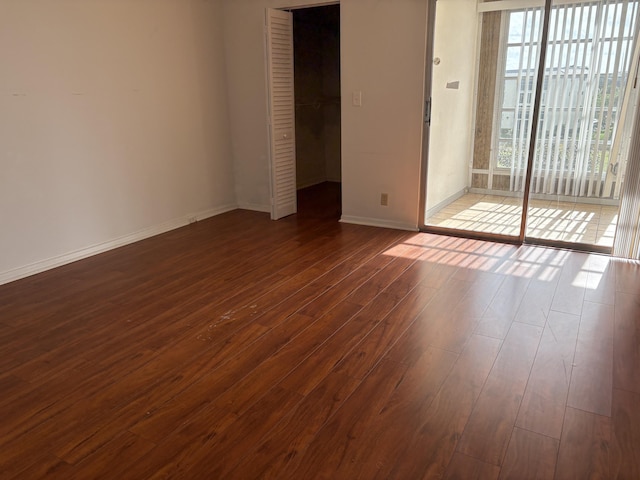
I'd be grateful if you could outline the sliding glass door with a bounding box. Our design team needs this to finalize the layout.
[421,0,640,252]
[422,0,543,241]
[525,0,640,248]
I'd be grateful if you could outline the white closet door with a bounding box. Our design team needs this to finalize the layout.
[266,8,297,220]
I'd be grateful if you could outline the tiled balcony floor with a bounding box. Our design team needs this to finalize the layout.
[427,193,619,247]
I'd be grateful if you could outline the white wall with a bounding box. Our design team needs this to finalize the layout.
[340,1,427,230]
[0,0,236,283]
[426,0,479,214]
[223,0,428,229]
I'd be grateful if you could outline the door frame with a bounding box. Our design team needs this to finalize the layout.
[264,1,341,220]
[418,0,617,254]
[417,0,437,232]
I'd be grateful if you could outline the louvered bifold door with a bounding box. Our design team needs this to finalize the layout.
[266,8,297,220]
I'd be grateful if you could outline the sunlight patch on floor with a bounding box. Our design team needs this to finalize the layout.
[427,194,618,247]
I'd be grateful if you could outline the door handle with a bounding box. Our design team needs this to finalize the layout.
[425,98,432,126]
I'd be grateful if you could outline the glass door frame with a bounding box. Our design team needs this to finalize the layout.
[418,0,437,236]
[418,0,630,254]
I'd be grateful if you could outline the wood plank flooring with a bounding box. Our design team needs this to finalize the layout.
[1,193,640,478]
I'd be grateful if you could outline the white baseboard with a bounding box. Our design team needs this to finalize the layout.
[296,178,327,190]
[192,204,238,222]
[0,203,238,286]
[340,215,419,232]
[297,179,341,190]
[237,203,271,213]
[426,188,467,219]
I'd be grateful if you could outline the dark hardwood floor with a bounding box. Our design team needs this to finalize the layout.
[1,187,639,478]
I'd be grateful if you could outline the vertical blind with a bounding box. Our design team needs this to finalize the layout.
[614,88,640,258]
[503,0,640,198]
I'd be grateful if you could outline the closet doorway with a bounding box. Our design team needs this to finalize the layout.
[265,4,341,220]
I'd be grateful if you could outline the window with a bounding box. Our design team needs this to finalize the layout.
[493,0,639,197]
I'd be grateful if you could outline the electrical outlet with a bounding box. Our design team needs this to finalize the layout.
[380,193,389,206]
